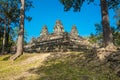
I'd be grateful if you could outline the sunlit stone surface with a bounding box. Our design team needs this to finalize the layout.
[24,20,90,53]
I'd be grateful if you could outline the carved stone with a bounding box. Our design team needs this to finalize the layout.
[54,20,64,35]
[24,20,91,53]
[40,25,49,36]
[30,37,36,44]
[70,25,78,37]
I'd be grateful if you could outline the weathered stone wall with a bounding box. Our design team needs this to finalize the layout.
[24,20,91,53]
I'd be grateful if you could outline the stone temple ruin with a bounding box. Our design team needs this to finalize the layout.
[24,20,90,53]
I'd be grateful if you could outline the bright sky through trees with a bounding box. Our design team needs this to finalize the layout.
[25,0,116,42]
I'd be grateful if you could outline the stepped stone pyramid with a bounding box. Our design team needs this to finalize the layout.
[24,20,90,53]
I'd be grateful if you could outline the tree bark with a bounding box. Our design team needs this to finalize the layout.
[6,19,11,52]
[100,0,113,47]
[10,0,25,60]
[1,19,7,54]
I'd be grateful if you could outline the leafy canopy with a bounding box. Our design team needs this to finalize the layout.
[59,0,120,12]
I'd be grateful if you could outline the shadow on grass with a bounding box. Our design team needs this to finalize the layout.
[25,49,120,80]
[105,50,120,77]
[0,54,12,61]
[15,44,120,80]
[28,53,93,80]
[1,46,120,80]
[2,56,11,61]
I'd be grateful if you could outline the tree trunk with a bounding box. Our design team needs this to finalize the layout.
[100,0,113,47]
[6,19,11,52]
[1,19,7,54]
[10,0,25,60]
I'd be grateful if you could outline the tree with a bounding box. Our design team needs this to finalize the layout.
[111,27,120,46]
[89,23,103,46]
[115,8,120,29]
[100,0,113,47]
[16,0,25,58]
[59,0,120,47]
[10,0,32,60]
[0,26,4,52]
[89,33,97,44]
[0,1,7,54]
[0,0,32,55]
[89,23,120,46]
[10,0,25,60]
[0,0,20,54]
[1,18,7,54]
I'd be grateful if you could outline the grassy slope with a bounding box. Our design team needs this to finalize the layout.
[0,53,50,80]
[0,52,120,80]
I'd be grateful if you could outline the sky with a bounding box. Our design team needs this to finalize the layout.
[25,0,116,42]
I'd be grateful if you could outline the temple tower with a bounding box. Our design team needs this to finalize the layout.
[70,25,79,37]
[40,25,49,36]
[54,20,64,35]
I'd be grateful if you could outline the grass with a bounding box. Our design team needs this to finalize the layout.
[0,53,42,80]
[0,52,120,80]
[28,52,120,80]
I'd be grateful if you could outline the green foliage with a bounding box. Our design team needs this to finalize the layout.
[12,27,29,45]
[112,27,120,46]
[89,33,97,43]
[89,23,120,46]
[59,0,120,47]
[0,0,33,53]
[108,0,120,9]
[115,8,120,29]
[59,0,84,11]
[0,0,33,25]
[117,20,120,29]
[111,7,120,46]
[0,0,20,53]
[114,32,120,46]
[59,0,120,12]
[0,26,16,53]
[89,23,103,46]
